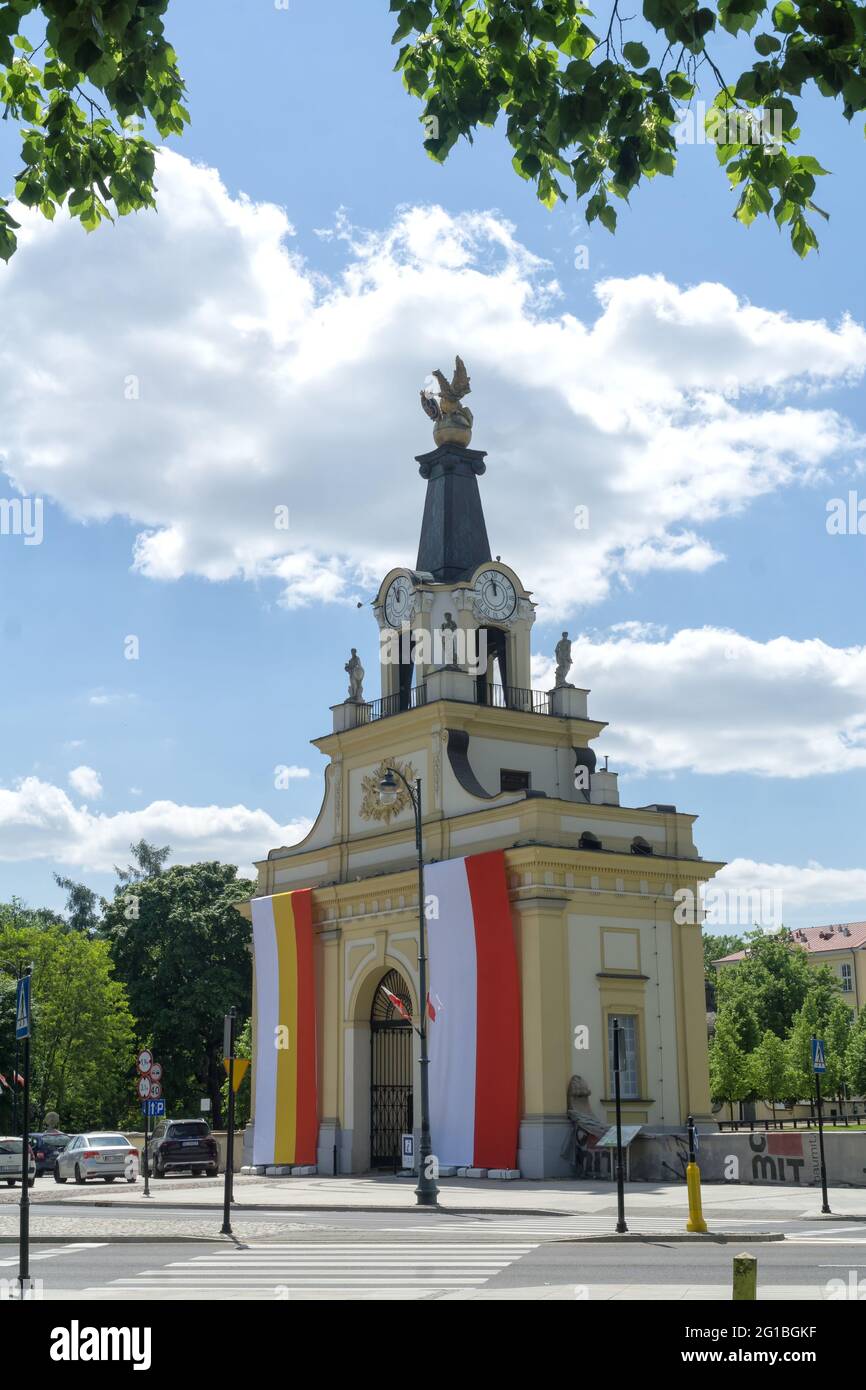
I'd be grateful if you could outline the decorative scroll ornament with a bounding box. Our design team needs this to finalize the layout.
[359,757,418,824]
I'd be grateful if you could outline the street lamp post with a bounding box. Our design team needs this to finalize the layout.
[378,768,439,1208]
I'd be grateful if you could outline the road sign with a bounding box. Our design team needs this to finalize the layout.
[140,1099,165,1118]
[15,976,31,1040]
[136,1049,153,1075]
[401,1133,414,1169]
[149,1062,162,1083]
[222,1058,249,1091]
[149,1082,162,1100]
[812,1037,827,1073]
[137,1076,151,1098]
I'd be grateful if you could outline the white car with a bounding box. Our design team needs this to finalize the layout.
[0,1136,36,1187]
[54,1133,139,1184]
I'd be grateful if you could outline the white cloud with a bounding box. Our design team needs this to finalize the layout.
[0,776,311,876]
[68,765,102,800]
[714,858,866,927]
[275,765,311,780]
[533,626,866,777]
[0,153,863,617]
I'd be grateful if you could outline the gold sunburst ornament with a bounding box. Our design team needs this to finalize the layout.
[360,757,418,823]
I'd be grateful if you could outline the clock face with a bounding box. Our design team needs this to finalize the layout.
[383,575,414,627]
[474,569,517,621]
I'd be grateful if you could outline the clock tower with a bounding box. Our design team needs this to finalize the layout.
[240,359,723,1181]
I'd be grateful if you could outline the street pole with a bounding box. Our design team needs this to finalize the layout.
[18,966,31,1296]
[815,1069,831,1215]
[12,1030,19,1135]
[222,1008,236,1236]
[412,778,438,1208]
[142,1106,151,1198]
[612,1016,627,1234]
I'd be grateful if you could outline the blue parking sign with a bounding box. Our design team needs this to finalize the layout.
[141,1100,165,1118]
[811,1037,827,1073]
[15,975,31,1040]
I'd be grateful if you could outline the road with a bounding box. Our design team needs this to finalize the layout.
[3,1210,866,1300]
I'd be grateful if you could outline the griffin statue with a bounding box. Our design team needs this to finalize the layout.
[420,355,474,446]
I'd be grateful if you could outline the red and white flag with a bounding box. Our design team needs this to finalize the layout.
[426,850,521,1170]
[13,1071,24,1087]
[381,985,411,1022]
[0,1072,9,1092]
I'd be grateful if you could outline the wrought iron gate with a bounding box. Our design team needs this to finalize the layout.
[370,969,413,1169]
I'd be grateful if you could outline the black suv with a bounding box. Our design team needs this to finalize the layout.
[147,1119,219,1178]
[29,1130,71,1176]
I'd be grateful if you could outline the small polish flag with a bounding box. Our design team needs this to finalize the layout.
[0,1072,9,1091]
[13,1071,24,1087]
[381,986,411,1022]
[426,993,440,1022]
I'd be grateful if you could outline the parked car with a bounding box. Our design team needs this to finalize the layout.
[147,1118,219,1178]
[0,1136,36,1186]
[54,1133,139,1184]
[29,1130,71,1176]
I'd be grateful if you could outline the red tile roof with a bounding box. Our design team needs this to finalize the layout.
[714,922,866,964]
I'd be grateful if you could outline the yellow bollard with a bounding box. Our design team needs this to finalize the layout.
[733,1252,757,1301]
[686,1160,708,1233]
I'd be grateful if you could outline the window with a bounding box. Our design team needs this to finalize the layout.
[841,963,853,993]
[500,769,530,792]
[579,830,602,850]
[608,1014,639,1099]
[168,1122,210,1139]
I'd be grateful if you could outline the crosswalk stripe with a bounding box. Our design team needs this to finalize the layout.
[83,1241,538,1300]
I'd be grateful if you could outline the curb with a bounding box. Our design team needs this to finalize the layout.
[0,1234,233,1244]
[560,1232,786,1244]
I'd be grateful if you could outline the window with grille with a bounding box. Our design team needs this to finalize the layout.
[608,1014,639,1099]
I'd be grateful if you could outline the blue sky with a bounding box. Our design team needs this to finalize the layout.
[1,0,865,929]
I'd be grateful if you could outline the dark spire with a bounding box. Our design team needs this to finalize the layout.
[414,443,491,584]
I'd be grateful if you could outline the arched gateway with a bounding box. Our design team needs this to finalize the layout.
[369,969,413,1169]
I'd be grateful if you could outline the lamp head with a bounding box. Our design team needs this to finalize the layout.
[378,769,398,806]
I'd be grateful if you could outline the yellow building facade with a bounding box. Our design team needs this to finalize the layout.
[240,384,723,1177]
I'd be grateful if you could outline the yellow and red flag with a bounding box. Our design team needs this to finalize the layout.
[251,888,317,1167]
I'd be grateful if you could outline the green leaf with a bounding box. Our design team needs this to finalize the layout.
[599,203,617,233]
[754,33,781,54]
[771,1,799,33]
[623,42,650,69]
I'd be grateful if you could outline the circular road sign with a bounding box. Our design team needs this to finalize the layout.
[137,1049,153,1075]
[137,1076,151,1098]
[149,1082,162,1100]
[149,1062,163,1083]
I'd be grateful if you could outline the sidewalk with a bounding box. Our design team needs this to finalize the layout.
[6,1173,863,1220]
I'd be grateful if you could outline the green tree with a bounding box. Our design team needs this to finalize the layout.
[824,996,853,1109]
[702,931,744,985]
[714,928,815,1039]
[785,975,842,1102]
[114,839,171,885]
[845,1007,866,1098]
[99,861,254,1125]
[750,1027,791,1125]
[709,1006,752,1125]
[0,0,187,261]
[52,872,101,933]
[0,919,134,1131]
[390,0,859,255]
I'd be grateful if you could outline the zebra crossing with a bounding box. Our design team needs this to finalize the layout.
[383,1215,787,1238]
[83,1242,539,1299]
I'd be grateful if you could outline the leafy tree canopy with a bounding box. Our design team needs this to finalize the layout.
[714,927,819,1038]
[390,0,860,254]
[99,860,254,1126]
[0,0,187,261]
[0,920,134,1130]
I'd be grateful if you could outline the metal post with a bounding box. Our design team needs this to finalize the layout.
[815,1070,831,1214]
[413,778,438,1208]
[142,1105,151,1198]
[222,1008,236,1235]
[685,1112,707,1233]
[612,1016,627,1234]
[18,967,31,1296]
[12,1030,19,1135]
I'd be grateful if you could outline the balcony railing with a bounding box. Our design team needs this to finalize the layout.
[358,680,551,725]
[480,683,551,716]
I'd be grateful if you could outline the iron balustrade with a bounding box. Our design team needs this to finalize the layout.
[357,680,551,724]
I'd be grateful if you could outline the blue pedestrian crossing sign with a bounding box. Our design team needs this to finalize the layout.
[811,1037,827,1073]
[15,975,31,1040]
